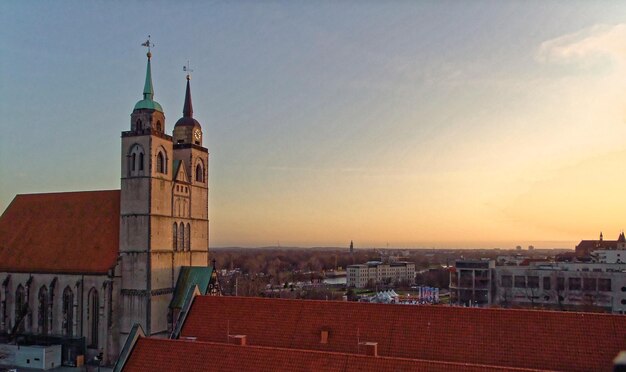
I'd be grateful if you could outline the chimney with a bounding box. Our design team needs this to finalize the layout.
[359,342,378,357]
[229,334,247,346]
[320,330,329,344]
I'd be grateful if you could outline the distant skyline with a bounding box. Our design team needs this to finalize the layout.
[2,2,626,249]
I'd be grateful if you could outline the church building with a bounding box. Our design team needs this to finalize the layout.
[0,49,213,367]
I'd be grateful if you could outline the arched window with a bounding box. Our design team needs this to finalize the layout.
[38,286,49,335]
[186,223,191,251]
[179,222,185,251]
[62,286,74,337]
[15,285,25,333]
[156,152,165,174]
[129,144,145,177]
[173,223,178,251]
[88,288,99,348]
[136,119,143,131]
[196,163,203,182]
[156,121,162,132]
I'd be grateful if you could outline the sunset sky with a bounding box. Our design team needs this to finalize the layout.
[2,2,626,248]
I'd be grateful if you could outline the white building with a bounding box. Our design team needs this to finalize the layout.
[347,261,415,289]
[592,249,626,264]
[494,261,626,314]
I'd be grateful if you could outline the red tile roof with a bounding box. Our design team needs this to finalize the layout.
[181,296,626,372]
[123,337,546,372]
[0,190,120,274]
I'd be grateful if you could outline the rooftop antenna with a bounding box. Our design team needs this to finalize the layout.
[183,60,193,80]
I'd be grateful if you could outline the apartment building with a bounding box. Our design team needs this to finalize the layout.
[347,261,415,289]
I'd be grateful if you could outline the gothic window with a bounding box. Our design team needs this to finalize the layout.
[62,286,74,337]
[179,222,185,251]
[186,223,191,251]
[15,285,25,333]
[156,152,166,174]
[173,223,178,251]
[195,163,204,182]
[156,121,162,132]
[88,288,99,348]
[38,286,49,335]
[129,144,145,177]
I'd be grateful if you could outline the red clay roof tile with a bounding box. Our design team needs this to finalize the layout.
[181,296,626,372]
[123,337,547,372]
[0,190,120,274]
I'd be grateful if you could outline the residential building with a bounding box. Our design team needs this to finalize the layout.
[347,261,415,288]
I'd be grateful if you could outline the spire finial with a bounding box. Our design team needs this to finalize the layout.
[182,62,193,118]
[140,36,155,101]
[141,35,154,59]
[183,60,193,81]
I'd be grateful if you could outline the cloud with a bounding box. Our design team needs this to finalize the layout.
[536,24,626,67]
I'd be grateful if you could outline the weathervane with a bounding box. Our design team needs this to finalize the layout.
[141,35,155,57]
[183,60,193,80]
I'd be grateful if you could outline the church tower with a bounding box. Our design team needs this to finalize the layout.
[118,48,209,347]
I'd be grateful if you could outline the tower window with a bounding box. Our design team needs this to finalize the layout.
[196,163,204,182]
[136,119,143,131]
[173,223,178,251]
[129,144,145,177]
[186,223,191,251]
[156,152,165,174]
[179,222,185,250]
[156,121,162,132]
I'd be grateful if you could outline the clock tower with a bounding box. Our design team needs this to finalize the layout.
[118,49,209,347]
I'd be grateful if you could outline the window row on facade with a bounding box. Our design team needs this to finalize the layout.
[500,275,612,292]
[128,144,205,183]
[1,283,101,348]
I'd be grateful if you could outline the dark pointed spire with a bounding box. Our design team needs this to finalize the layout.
[183,75,193,118]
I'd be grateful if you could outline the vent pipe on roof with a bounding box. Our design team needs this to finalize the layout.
[229,334,247,346]
[359,342,378,357]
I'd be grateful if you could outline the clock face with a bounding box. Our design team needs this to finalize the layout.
[194,129,201,140]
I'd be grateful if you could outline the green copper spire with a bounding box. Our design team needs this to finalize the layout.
[143,53,154,100]
[134,51,163,113]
